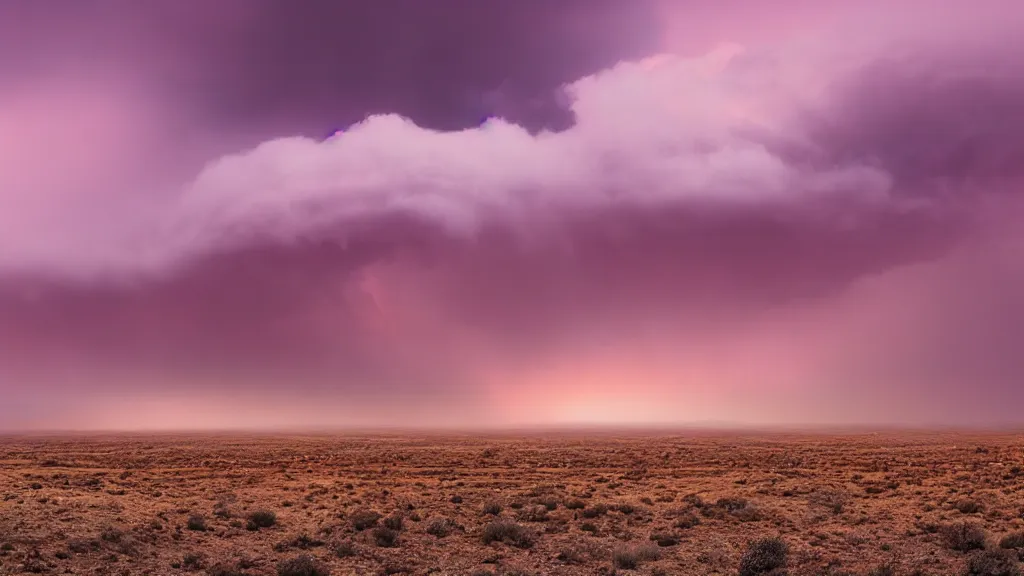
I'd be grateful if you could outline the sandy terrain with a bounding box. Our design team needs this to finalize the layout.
[1,430,1022,576]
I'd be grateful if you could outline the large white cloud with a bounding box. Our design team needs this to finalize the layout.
[166,45,890,266]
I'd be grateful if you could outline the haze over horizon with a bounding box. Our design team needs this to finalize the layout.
[2,0,1024,431]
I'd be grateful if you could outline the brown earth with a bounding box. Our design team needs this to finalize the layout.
[1,430,1023,576]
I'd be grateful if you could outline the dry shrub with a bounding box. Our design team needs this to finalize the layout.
[277,554,331,576]
[612,542,661,569]
[957,499,985,514]
[581,504,609,519]
[650,532,680,547]
[246,510,277,531]
[425,517,460,538]
[516,505,549,523]
[809,489,850,515]
[1000,532,1024,550]
[564,499,586,510]
[382,514,403,531]
[944,522,988,552]
[481,521,535,549]
[68,538,101,554]
[739,537,788,576]
[187,515,207,532]
[674,513,701,529]
[557,538,606,565]
[964,549,1021,576]
[349,510,381,531]
[372,526,399,548]
[182,552,206,571]
[710,497,763,522]
[332,539,357,558]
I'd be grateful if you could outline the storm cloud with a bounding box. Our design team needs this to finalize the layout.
[1,0,1023,430]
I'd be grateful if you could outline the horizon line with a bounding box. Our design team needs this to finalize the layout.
[4,421,1024,437]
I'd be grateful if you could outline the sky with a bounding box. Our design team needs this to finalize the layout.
[2,0,1024,430]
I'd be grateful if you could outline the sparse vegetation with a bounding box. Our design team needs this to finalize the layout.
[182,552,206,571]
[372,526,400,547]
[739,537,788,576]
[957,499,985,514]
[425,517,460,538]
[246,510,277,530]
[944,522,988,552]
[1000,532,1024,549]
[612,542,661,569]
[383,513,403,531]
[349,509,381,531]
[650,532,680,547]
[564,499,586,510]
[581,503,609,518]
[7,433,1024,575]
[964,549,1022,576]
[482,521,535,549]
[276,554,331,576]
[332,539,357,558]
[516,504,549,522]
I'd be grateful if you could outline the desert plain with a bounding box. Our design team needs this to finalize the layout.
[2,430,1023,576]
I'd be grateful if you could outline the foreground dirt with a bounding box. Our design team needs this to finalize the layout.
[1,431,1023,576]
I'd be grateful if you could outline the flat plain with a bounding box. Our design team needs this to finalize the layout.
[2,431,1023,576]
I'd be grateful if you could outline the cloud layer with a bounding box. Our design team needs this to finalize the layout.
[2,0,1024,429]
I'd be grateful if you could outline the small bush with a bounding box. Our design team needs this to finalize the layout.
[372,526,399,548]
[739,537,788,576]
[483,501,503,516]
[246,510,277,530]
[564,499,586,510]
[538,498,558,511]
[282,534,324,550]
[710,498,762,522]
[958,499,985,514]
[187,515,207,532]
[557,539,604,565]
[650,532,680,547]
[810,490,849,515]
[581,504,609,519]
[68,539,101,554]
[383,514,403,531]
[332,539,356,558]
[964,549,1021,576]
[516,505,549,522]
[182,552,206,571]
[349,509,381,531]
[481,521,535,549]
[674,513,701,529]
[276,554,331,576]
[612,543,661,569]
[1001,532,1024,549]
[580,522,598,534]
[944,522,988,552]
[425,517,460,538]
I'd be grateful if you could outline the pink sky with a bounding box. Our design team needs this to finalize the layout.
[2,0,1024,430]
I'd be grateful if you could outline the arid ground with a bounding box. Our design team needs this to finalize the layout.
[2,431,1023,576]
